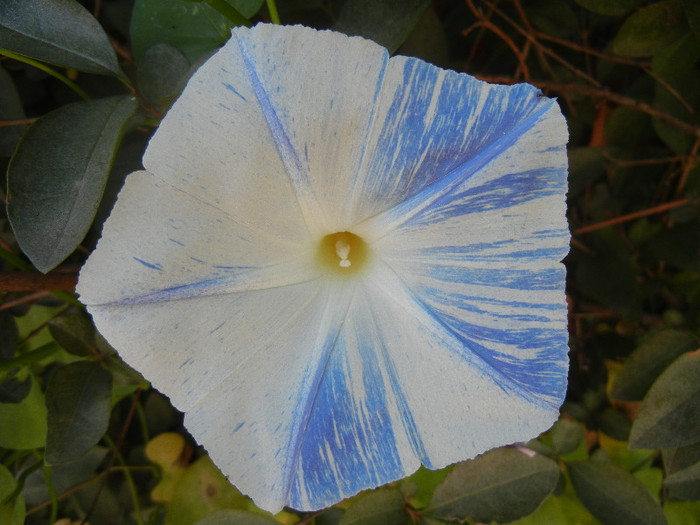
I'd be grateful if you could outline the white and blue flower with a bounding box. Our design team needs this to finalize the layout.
[77,24,569,513]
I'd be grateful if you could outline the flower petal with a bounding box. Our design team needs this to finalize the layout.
[182,280,352,513]
[345,55,552,225]
[77,171,318,306]
[366,101,569,402]
[226,25,390,234]
[140,33,311,243]
[84,280,323,413]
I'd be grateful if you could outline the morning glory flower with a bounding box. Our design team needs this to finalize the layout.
[77,24,569,513]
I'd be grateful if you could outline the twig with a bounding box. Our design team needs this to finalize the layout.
[676,136,700,196]
[0,272,77,293]
[572,198,693,235]
[463,20,530,81]
[0,291,50,311]
[0,118,36,128]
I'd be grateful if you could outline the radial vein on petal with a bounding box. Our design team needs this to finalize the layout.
[280,280,357,503]
[354,101,555,242]
[91,255,321,306]
[369,258,555,409]
[235,33,328,237]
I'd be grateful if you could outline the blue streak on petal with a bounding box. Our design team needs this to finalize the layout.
[222,82,247,101]
[132,257,163,271]
[372,261,553,408]
[367,303,430,468]
[234,33,324,235]
[288,297,406,509]
[359,101,555,241]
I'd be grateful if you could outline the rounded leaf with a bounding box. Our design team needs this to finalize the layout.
[0,0,124,78]
[194,510,279,525]
[612,0,689,57]
[7,95,138,272]
[427,448,560,522]
[335,0,432,53]
[610,329,698,402]
[0,374,47,449]
[568,461,666,525]
[339,489,409,525]
[629,351,700,449]
[0,464,26,525]
[130,0,234,62]
[664,460,700,501]
[45,361,113,465]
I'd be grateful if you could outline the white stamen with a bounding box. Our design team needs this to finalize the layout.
[335,239,351,267]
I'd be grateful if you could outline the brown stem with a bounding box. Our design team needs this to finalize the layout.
[0,272,77,293]
[572,198,693,235]
[0,118,37,128]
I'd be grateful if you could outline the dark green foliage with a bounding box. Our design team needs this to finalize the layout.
[7,95,139,272]
[338,489,409,525]
[427,447,560,522]
[568,461,667,525]
[1,0,700,524]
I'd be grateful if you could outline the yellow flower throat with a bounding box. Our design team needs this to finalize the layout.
[317,232,368,275]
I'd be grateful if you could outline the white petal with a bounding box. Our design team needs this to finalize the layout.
[77,171,318,306]
[85,280,323,413]
[345,56,552,226]
[366,102,569,403]
[183,280,352,513]
[215,25,389,234]
[141,34,311,242]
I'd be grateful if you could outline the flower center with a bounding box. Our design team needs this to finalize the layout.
[317,231,368,275]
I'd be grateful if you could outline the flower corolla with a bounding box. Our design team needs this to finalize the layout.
[77,23,570,513]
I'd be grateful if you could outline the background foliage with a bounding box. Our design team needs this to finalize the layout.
[1,0,699,524]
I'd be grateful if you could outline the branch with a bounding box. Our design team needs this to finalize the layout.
[0,272,77,293]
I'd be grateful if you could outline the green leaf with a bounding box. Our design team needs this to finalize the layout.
[0,464,26,525]
[612,0,689,57]
[164,456,248,525]
[0,64,27,157]
[610,329,698,401]
[663,442,700,475]
[575,255,642,320]
[0,0,125,78]
[427,448,560,523]
[130,0,236,62]
[567,147,605,198]
[575,0,643,16]
[137,43,191,108]
[0,311,18,362]
[194,510,280,525]
[664,501,700,524]
[7,95,139,273]
[629,351,700,449]
[525,0,579,39]
[0,374,47,449]
[339,488,409,525]
[45,361,113,465]
[664,460,700,500]
[567,461,666,525]
[335,0,432,53]
[401,466,452,510]
[0,374,31,404]
[49,309,98,357]
[217,0,263,19]
[651,33,700,155]
[550,418,586,456]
